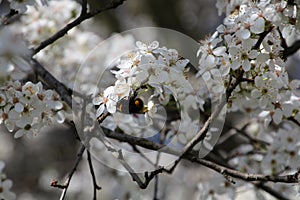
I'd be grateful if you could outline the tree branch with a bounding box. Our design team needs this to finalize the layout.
[99,128,296,199]
[32,0,126,55]
[255,183,290,200]
[57,145,86,200]
[87,151,102,200]
[192,157,300,184]
[101,128,300,183]
[281,39,300,60]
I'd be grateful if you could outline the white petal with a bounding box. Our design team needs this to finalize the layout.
[158,71,169,83]
[106,102,116,113]
[251,89,261,98]
[136,70,148,82]
[149,41,159,50]
[176,59,189,68]
[96,104,105,117]
[178,134,187,144]
[254,76,264,87]
[220,65,230,76]
[236,29,251,39]
[248,50,258,59]
[202,71,211,81]
[251,18,265,34]
[256,53,270,63]
[259,97,268,108]
[2,179,13,189]
[289,80,300,90]
[231,60,240,70]
[103,86,115,97]
[213,46,226,56]
[205,54,216,67]
[14,102,24,113]
[282,104,293,117]
[56,111,65,123]
[212,84,224,93]
[273,108,283,124]
[258,110,269,118]
[136,41,147,50]
[14,129,25,138]
[92,96,103,105]
[228,47,239,57]
[242,59,251,71]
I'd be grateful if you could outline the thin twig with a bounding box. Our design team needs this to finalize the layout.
[153,175,159,200]
[130,144,156,166]
[227,123,270,146]
[59,145,86,200]
[191,157,300,184]
[288,116,300,127]
[255,183,290,200]
[87,151,102,200]
[153,139,162,200]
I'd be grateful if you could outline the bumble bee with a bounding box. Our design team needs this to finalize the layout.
[117,95,147,114]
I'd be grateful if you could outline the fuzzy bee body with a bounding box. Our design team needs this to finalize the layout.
[117,96,146,114]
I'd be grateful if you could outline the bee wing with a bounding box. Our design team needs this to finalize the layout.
[117,97,130,114]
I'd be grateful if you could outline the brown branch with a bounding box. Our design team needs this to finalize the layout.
[192,157,300,184]
[98,127,295,199]
[115,149,165,189]
[278,27,300,60]
[101,128,300,183]
[253,25,274,50]
[278,25,300,60]
[32,0,126,55]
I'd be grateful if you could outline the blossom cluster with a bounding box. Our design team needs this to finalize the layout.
[198,0,300,124]
[94,41,190,115]
[0,161,15,200]
[93,41,203,145]
[0,81,67,138]
[196,0,300,199]
[216,0,300,36]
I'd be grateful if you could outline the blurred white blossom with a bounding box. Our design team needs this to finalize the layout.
[0,161,16,200]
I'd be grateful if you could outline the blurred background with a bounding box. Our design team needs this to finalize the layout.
[86,0,222,40]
